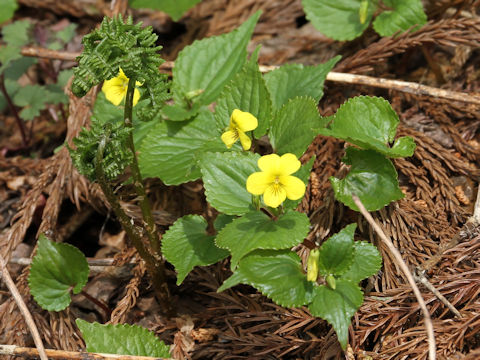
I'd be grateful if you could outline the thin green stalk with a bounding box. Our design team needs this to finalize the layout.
[95,128,173,317]
[0,73,28,147]
[123,77,161,256]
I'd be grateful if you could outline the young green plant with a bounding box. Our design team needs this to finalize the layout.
[302,0,427,41]
[63,13,415,350]
[68,15,172,315]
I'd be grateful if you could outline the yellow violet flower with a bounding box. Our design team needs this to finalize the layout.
[221,109,258,150]
[246,153,306,208]
[102,68,141,106]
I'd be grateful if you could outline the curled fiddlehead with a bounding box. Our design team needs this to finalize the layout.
[69,121,133,182]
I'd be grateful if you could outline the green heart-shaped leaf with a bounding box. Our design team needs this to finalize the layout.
[199,151,260,215]
[162,215,229,285]
[318,96,415,158]
[216,210,310,269]
[308,279,363,349]
[219,250,314,307]
[318,224,356,276]
[28,234,88,311]
[331,147,404,211]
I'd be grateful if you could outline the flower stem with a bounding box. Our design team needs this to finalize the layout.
[95,125,174,317]
[0,73,28,147]
[80,290,111,321]
[123,77,162,256]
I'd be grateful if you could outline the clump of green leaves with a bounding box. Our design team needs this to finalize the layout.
[54,12,416,351]
[302,0,427,41]
[0,19,73,146]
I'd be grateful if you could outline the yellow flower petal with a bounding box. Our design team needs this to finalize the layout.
[247,172,275,195]
[257,153,280,174]
[279,153,301,175]
[102,78,127,106]
[118,68,129,80]
[221,130,238,148]
[263,184,286,208]
[279,175,306,200]
[238,131,252,150]
[133,88,141,106]
[231,109,258,132]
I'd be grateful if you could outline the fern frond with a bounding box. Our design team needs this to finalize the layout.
[71,15,171,120]
[69,121,133,182]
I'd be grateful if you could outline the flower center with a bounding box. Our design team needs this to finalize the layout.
[273,176,280,185]
[231,128,239,140]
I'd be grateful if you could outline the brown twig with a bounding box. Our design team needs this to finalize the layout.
[20,46,80,61]
[352,194,436,360]
[0,255,48,360]
[413,270,462,318]
[325,71,480,106]
[16,46,480,107]
[0,344,168,359]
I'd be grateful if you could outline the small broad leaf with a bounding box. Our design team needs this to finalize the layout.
[76,319,171,358]
[0,46,22,74]
[215,48,272,138]
[283,156,315,210]
[331,147,404,211]
[219,250,314,307]
[302,0,376,41]
[2,20,31,46]
[199,151,260,215]
[0,20,31,73]
[0,0,17,24]
[341,241,382,283]
[13,85,55,120]
[318,224,356,276]
[308,279,363,349]
[162,215,229,285]
[318,96,416,158]
[173,11,260,106]
[3,57,36,81]
[28,234,88,311]
[138,109,225,185]
[216,210,310,270]
[264,56,341,109]
[130,0,202,21]
[55,23,78,44]
[373,0,427,37]
[269,97,324,158]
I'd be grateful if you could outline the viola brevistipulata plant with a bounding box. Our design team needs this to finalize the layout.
[27,12,417,351]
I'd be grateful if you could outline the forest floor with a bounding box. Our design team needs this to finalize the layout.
[0,0,480,359]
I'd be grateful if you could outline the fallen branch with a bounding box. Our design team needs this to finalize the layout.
[413,270,462,318]
[15,46,480,107]
[0,256,48,360]
[9,257,135,275]
[0,344,167,360]
[352,194,436,360]
[325,71,480,106]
